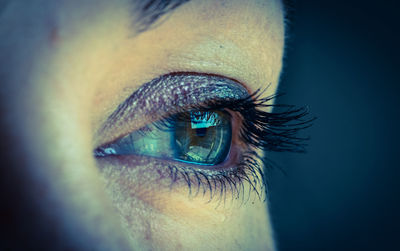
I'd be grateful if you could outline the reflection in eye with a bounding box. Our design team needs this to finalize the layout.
[95,73,313,200]
[95,110,232,165]
[174,111,231,165]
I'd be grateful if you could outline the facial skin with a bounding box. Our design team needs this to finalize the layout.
[0,0,284,250]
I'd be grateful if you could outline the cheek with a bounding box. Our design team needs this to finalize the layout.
[7,89,134,248]
[4,30,135,249]
[97,158,272,250]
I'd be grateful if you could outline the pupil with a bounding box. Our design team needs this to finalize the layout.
[195,127,207,137]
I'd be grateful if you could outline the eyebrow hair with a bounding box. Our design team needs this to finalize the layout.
[133,0,290,34]
[132,0,191,33]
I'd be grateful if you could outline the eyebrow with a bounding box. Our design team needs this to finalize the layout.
[131,0,191,32]
[133,0,290,33]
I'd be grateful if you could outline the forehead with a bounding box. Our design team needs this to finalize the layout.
[1,0,283,32]
[0,0,284,119]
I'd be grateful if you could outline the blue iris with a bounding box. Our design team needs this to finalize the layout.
[172,111,232,165]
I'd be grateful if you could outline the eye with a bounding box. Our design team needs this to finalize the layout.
[95,110,232,166]
[94,73,312,201]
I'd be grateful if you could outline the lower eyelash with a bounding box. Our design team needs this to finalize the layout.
[166,150,265,204]
[159,89,313,203]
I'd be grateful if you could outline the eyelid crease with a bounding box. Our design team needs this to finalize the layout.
[95,72,249,147]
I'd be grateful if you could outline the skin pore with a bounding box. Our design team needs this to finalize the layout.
[0,0,284,250]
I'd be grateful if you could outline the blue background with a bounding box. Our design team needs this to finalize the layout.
[268,1,400,250]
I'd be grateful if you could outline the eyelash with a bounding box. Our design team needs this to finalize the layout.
[128,89,313,203]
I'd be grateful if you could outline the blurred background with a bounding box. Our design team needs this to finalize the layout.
[268,1,400,250]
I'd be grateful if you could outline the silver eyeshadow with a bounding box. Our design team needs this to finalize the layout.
[98,73,249,143]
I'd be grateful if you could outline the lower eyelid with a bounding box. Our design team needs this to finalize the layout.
[95,143,244,193]
[96,156,243,223]
[96,143,242,177]
[95,129,267,209]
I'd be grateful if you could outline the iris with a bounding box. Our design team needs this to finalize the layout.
[173,111,232,165]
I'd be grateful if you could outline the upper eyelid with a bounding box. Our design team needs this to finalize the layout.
[94,72,250,147]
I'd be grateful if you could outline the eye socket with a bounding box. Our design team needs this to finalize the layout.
[93,73,312,201]
[95,110,233,166]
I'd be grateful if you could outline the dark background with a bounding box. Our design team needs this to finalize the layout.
[268,1,400,250]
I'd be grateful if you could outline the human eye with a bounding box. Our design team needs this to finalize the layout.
[94,73,311,201]
[95,110,232,165]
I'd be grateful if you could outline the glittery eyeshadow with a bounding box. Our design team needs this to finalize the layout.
[98,73,249,142]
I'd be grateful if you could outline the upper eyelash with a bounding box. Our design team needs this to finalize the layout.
[222,90,314,153]
[147,88,313,153]
[131,89,314,203]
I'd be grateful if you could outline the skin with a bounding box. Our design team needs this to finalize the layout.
[0,0,284,250]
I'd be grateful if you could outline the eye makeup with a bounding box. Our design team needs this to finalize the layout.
[95,72,312,202]
[97,73,249,145]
